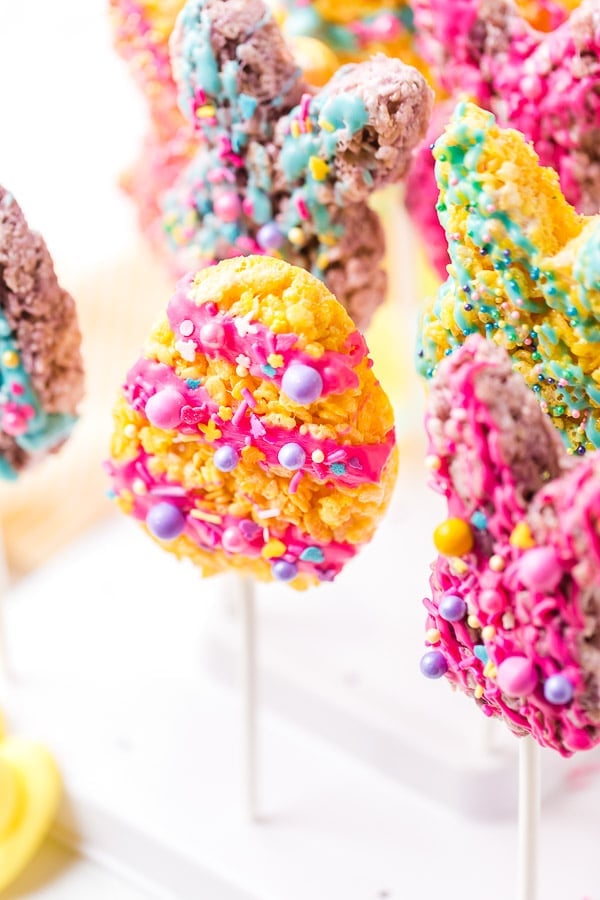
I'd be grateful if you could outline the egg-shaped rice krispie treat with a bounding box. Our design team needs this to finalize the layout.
[105,256,398,590]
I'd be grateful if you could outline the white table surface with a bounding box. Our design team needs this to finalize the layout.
[3,841,155,900]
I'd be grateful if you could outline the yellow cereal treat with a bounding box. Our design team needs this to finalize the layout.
[105,257,398,590]
[416,100,600,454]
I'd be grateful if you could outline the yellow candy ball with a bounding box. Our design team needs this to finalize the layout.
[433,518,474,557]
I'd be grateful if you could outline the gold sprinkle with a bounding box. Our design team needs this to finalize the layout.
[502,611,515,630]
[467,614,481,630]
[190,509,223,525]
[481,625,496,641]
[309,156,329,181]
[489,554,505,572]
[474,684,485,699]
[2,350,19,368]
[196,104,216,118]
[261,539,286,559]
[288,226,305,246]
[290,120,301,138]
[450,557,469,575]
[510,522,536,549]
[483,661,497,679]
[267,353,284,368]
[318,117,334,132]
[199,421,222,442]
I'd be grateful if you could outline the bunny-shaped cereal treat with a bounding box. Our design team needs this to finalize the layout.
[417,101,600,454]
[111,0,433,328]
[161,0,433,327]
[420,334,600,756]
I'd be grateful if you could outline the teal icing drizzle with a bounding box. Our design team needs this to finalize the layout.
[163,0,377,286]
[0,308,76,478]
[417,101,600,452]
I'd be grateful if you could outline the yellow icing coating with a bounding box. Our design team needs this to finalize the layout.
[110,257,397,590]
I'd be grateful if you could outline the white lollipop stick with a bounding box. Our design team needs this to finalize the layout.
[517,735,541,900]
[478,715,497,755]
[239,575,259,822]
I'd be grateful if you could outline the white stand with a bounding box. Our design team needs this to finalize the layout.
[239,577,259,823]
[518,736,541,900]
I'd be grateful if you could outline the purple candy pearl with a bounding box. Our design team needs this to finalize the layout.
[213,445,239,472]
[439,594,467,622]
[147,502,186,541]
[257,222,285,250]
[281,364,323,405]
[278,442,306,470]
[272,560,298,582]
[420,650,448,679]
[543,674,574,705]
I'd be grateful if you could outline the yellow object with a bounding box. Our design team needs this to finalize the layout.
[308,156,330,181]
[287,35,339,87]
[261,539,287,558]
[509,522,536,550]
[0,713,62,893]
[483,661,497,679]
[433,517,474,557]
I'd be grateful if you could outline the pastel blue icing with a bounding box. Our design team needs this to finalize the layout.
[0,307,76,478]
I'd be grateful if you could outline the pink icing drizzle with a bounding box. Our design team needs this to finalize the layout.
[168,273,368,397]
[124,358,392,487]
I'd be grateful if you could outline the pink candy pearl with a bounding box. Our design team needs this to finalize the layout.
[213,192,242,222]
[479,589,505,615]
[199,322,225,349]
[517,547,562,592]
[372,13,400,40]
[145,389,185,429]
[2,408,27,435]
[496,657,538,697]
[222,526,247,554]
